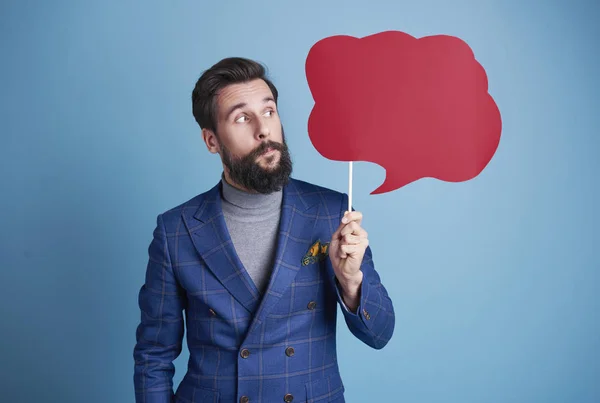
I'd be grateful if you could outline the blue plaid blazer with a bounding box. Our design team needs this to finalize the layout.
[133,178,395,403]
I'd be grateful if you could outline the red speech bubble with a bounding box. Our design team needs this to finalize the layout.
[305,31,502,194]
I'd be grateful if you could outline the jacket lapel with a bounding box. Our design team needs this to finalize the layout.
[247,179,320,331]
[183,179,322,322]
[184,182,261,315]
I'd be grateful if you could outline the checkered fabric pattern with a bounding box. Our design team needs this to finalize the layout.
[133,178,395,403]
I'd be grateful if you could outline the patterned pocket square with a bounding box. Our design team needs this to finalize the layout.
[302,240,330,266]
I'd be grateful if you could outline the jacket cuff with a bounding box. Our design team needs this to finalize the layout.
[334,274,375,330]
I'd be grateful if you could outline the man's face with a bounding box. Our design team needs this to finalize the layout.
[203,78,293,193]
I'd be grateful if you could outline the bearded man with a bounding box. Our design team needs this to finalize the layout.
[133,57,395,403]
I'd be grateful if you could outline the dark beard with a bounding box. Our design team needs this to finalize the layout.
[219,132,293,194]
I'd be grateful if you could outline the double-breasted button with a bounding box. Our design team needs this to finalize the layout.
[362,308,371,320]
[208,308,216,316]
[240,349,250,358]
[240,396,249,403]
[307,301,317,310]
[284,393,294,402]
[285,347,295,357]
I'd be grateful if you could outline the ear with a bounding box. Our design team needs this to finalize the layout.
[202,128,219,154]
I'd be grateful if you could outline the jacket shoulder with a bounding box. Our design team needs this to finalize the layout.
[291,177,344,197]
[154,183,219,232]
[290,178,348,213]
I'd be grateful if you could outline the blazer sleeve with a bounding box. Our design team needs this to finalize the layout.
[331,193,396,350]
[133,214,186,403]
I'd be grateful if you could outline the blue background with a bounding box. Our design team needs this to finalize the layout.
[1,1,598,402]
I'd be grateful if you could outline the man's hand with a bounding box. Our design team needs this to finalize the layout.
[329,211,369,312]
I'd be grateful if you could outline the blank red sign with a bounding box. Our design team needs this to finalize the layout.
[305,30,502,194]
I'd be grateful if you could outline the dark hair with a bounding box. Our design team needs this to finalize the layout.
[191,57,279,133]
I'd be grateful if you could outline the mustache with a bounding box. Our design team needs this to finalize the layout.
[248,141,285,158]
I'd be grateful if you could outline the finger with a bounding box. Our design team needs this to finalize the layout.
[340,222,367,237]
[342,211,363,226]
[339,240,369,259]
[341,233,361,245]
[334,211,364,240]
[340,222,359,237]
[340,244,361,256]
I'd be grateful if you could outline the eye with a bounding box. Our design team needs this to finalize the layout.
[235,115,249,123]
[264,109,275,117]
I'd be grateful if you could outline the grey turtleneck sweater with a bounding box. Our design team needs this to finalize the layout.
[220,176,283,295]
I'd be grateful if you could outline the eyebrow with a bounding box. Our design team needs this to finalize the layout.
[224,96,276,120]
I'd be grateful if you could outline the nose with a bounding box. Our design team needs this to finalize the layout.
[255,117,270,140]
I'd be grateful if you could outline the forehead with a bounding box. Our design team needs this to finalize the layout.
[216,79,274,112]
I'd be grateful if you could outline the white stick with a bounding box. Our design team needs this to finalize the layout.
[348,161,353,213]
